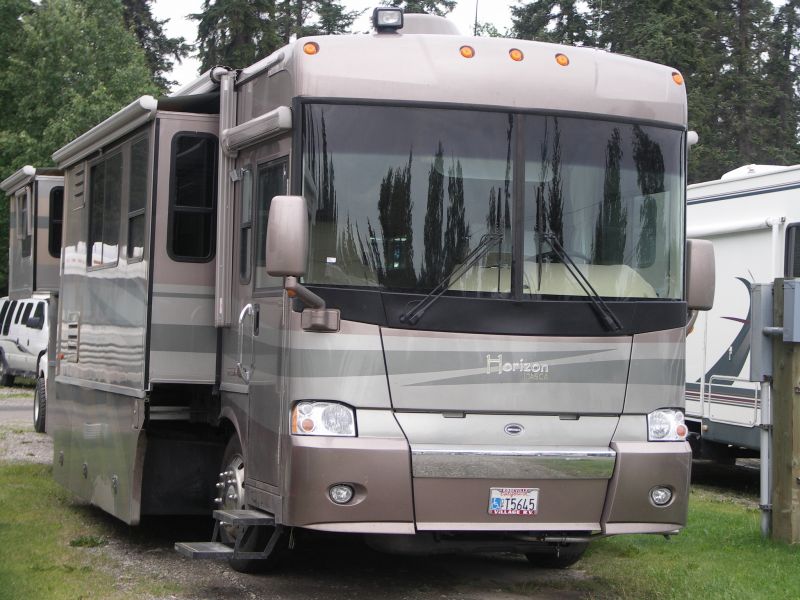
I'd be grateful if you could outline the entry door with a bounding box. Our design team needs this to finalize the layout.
[245,157,289,486]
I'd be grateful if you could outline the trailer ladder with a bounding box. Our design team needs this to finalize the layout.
[175,509,282,560]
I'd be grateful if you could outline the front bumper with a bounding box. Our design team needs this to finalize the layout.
[283,415,692,536]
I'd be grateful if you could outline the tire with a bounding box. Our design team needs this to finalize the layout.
[33,375,46,433]
[217,436,285,573]
[0,357,14,387]
[525,542,588,569]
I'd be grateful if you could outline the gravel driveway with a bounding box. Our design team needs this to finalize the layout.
[0,387,590,600]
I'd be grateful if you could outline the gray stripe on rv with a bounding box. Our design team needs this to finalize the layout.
[150,324,217,352]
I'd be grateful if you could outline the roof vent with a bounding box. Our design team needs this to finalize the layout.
[720,164,791,180]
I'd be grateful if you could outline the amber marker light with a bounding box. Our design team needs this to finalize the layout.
[303,42,319,55]
[460,45,475,59]
[555,53,570,66]
[672,71,684,85]
[509,48,524,62]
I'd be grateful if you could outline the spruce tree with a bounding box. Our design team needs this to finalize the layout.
[383,0,456,17]
[122,0,191,91]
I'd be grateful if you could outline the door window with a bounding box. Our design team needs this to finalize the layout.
[254,159,289,290]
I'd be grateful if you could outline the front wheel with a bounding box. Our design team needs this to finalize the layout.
[525,542,588,569]
[33,375,46,433]
[217,436,285,573]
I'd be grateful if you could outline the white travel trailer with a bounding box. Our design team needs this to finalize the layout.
[48,10,713,572]
[685,164,800,460]
[0,165,63,432]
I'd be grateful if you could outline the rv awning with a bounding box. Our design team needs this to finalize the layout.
[52,96,158,169]
[0,165,36,195]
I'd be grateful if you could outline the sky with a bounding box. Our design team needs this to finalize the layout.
[151,1,516,91]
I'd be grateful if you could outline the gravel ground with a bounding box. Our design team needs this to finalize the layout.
[0,386,590,600]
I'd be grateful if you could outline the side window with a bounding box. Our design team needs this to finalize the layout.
[14,302,25,324]
[20,303,33,326]
[786,223,800,278]
[128,136,149,260]
[255,159,289,289]
[0,301,9,327]
[88,152,123,267]
[168,133,218,262]
[16,190,32,258]
[49,186,64,258]
[239,168,253,283]
[30,302,45,329]
[3,301,17,335]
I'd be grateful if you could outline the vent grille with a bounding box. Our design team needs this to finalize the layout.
[65,319,80,362]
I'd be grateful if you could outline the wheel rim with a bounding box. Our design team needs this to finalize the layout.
[218,452,246,540]
[33,387,39,422]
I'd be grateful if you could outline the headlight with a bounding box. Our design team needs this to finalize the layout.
[292,401,356,436]
[647,408,687,441]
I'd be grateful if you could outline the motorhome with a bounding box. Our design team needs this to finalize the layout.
[48,10,713,571]
[0,165,63,432]
[685,164,800,460]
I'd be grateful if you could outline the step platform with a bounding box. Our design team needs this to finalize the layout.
[175,541,234,559]
[213,509,275,526]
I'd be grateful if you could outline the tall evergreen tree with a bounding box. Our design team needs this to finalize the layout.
[122,0,191,91]
[192,0,279,71]
[383,0,456,17]
[511,0,592,45]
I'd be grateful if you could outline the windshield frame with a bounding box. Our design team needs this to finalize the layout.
[294,97,687,305]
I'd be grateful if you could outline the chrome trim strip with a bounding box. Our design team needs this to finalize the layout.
[55,375,147,399]
[411,446,616,479]
[416,522,600,532]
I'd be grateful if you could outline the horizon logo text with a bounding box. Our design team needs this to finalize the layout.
[486,354,549,381]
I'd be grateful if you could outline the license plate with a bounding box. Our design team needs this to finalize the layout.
[488,487,539,515]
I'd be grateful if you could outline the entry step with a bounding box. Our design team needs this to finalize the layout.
[213,509,275,526]
[175,541,234,559]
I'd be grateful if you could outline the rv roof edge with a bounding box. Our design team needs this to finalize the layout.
[170,67,219,98]
[51,95,158,169]
[0,165,36,194]
[237,50,286,88]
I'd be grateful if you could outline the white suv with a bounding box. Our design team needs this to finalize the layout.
[0,296,48,431]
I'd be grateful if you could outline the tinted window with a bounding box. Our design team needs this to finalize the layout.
[239,168,253,283]
[49,186,64,258]
[128,136,149,260]
[786,224,800,278]
[89,152,123,266]
[3,301,16,335]
[21,303,32,325]
[0,301,8,326]
[13,302,24,324]
[255,160,289,289]
[168,134,218,261]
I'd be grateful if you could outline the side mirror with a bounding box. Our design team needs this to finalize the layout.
[686,239,715,311]
[26,316,43,330]
[266,195,308,277]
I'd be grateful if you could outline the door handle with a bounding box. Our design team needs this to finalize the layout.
[237,304,255,382]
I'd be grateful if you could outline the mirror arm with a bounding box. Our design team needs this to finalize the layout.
[285,276,326,309]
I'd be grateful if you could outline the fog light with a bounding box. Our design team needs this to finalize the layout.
[650,486,673,506]
[329,484,354,504]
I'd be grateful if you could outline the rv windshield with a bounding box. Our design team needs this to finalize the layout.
[302,104,684,300]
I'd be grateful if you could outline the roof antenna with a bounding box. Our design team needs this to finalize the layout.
[473,0,479,36]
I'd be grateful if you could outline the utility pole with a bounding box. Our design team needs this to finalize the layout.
[771,279,800,543]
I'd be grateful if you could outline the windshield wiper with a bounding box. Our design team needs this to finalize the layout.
[541,233,623,332]
[399,232,503,326]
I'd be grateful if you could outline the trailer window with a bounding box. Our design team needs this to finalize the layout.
[786,224,800,278]
[48,186,64,258]
[255,159,289,289]
[128,136,149,260]
[168,133,218,262]
[88,152,123,267]
[239,167,253,283]
[2,301,16,335]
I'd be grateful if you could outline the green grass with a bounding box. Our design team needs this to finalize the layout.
[512,487,800,599]
[0,462,179,600]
